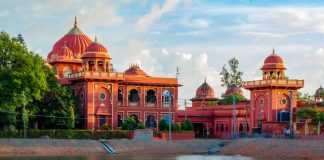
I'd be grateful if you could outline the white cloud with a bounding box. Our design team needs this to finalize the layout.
[136,0,181,31]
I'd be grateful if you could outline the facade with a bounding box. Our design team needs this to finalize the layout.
[243,49,304,134]
[47,17,179,130]
[177,49,304,138]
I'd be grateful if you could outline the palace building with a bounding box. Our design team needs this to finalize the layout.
[46,17,179,130]
[46,17,305,137]
[177,49,304,138]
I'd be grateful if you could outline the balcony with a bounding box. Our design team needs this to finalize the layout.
[244,79,304,89]
[68,71,125,80]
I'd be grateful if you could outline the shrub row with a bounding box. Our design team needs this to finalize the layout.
[0,130,133,139]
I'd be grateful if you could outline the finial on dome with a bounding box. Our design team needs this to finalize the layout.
[74,16,78,28]
[272,47,276,55]
[95,36,97,42]
[204,77,207,83]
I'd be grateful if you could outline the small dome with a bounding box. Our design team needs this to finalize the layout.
[51,17,93,59]
[315,86,324,96]
[195,79,215,98]
[225,85,243,96]
[82,37,110,59]
[124,64,148,76]
[55,43,74,59]
[262,49,286,70]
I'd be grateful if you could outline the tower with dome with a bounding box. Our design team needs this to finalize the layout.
[244,49,304,134]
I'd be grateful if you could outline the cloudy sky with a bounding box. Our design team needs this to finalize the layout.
[1,0,324,106]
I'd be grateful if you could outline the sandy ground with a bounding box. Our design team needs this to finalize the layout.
[0,138,323,159]
[107,138,324,159]
[0,139,105,155]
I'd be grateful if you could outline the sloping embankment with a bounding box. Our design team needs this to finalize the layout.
[0,139,106,155]
[219,138,324,160]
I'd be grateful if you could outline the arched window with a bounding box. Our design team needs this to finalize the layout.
[63,66,72,78]
[128,89,139,103]
[88,61,94,71]
[146,89,156,103]
[220,123,224,132]
[163,90,172,107]
[145,115,156,128]
[239,123,244,132]
[162,114,172,125]
[118,89,123,105]
[117,115,123,127]
[97,61,104,71]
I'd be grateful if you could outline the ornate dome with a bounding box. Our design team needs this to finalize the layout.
[124,64,148,76]
[195,79,215,98]
[49,17,93,60]
[261,48,286,70]
[225,85,243,96]
[82,37,110,59]
[55,43,74,59]
[315,85,324,96]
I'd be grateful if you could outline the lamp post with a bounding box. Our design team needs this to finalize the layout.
[168,102,171,141]
[289,91,294,138]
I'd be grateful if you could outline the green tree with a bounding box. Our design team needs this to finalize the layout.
[220,93,246,105]
[296,107,324,124]
[158,119,168,131]
[180,119,193,131]
[122,116,137,130]
[220,58,243,87]
[0,31,48,129]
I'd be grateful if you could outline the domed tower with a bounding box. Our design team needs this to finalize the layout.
[81,37,112,72]
[261,48,286,80]
[124,64,148,77]
[244,49,304,134]
[191,78,218,107]
[224,84,243,96]
[47,16,93,84]
[314,85,324,102]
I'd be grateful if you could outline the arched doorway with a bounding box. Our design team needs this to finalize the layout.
[128,89,139,106]
[145,115,156,128]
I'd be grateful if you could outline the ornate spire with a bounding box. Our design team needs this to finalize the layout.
[204,77,207,83]
[95,36,97,42]
[74,16,78,28]
[272,47,276,55]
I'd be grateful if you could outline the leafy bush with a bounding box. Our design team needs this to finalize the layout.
[101,123,112,130]
[0,130,133,139]
[183,120,193,131]
[137,123,145,129]
[122,116,137,130]
[158,120,168,131]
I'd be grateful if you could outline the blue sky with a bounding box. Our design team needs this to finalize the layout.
[1,0,324,105]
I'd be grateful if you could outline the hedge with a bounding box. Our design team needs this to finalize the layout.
[0,130,133,139]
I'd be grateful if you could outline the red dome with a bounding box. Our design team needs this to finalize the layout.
[195,80,215,98]
[262,49,286,70]
[82,38,110,59]
[225,85,243,96]
[125,64,148,76]
[50,17,93,59]
[57,45,73,59]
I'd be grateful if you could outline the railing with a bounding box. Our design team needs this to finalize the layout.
[244,79,304,87]
[68,71,124,79]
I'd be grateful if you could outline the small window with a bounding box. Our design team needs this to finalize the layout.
[99,93,106,100]
[281,99,287,105]
[260,99,264,105]
[99,115,106,126]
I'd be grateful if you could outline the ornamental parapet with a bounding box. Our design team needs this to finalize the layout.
[243,79,304,89]
[68,71,124,80]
